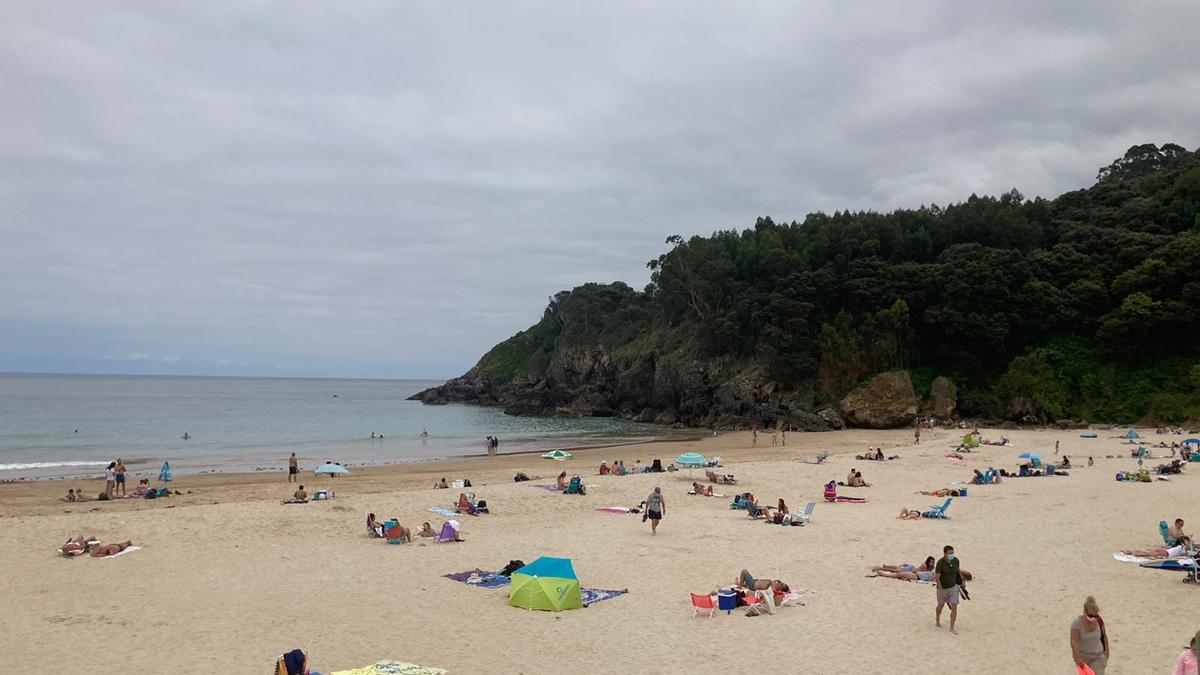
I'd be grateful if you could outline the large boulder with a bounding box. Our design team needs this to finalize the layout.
[839,371,918,429]
[929,376,957,418]
[816,407,845,430]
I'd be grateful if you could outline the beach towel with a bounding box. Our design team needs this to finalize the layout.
[1113,553,1155,564]
[595,507,632,514]
[330,661,447,675]
[581,588,627,606]
[102,545,141,559]
[531,484,563,493]
[427,507,459,517]
[444,568,512,589]
[687,491,726,497]
[1080,433,1098,438]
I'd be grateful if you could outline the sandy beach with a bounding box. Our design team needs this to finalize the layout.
[2,426,1196,674]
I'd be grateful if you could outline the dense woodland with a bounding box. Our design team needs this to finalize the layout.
[464,144,1200,424]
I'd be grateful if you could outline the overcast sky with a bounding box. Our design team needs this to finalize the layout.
[2,1,1198,379]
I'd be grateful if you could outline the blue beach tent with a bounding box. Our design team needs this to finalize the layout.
[158,461,173,482]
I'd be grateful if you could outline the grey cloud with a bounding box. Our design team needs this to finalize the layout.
[1,1,1198,377]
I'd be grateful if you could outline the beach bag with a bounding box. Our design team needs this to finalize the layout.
[98,492,110,501]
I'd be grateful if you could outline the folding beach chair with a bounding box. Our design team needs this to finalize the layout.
[565,476,584,495]
[794,502,815,525]
[923,498,953,519]
[384,520,406,544]
[805,450,832,464]
[435,521,458,543]
[823,483,838,503]
[690,593,716,618]
[1161,520,1177,547]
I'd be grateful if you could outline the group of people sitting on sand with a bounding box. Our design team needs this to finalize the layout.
[600,458,677,475]
[855,448,899,461]
[60,534,135,558]
[837,468,870,487]
[366,514,463,543]
[746,497,794,524]
[433,477,472,489]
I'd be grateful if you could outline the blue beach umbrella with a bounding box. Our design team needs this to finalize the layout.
[313,463,349,476]
[1018,453,1040,461]
[1184,439,1200,446]
[675,452,707,477]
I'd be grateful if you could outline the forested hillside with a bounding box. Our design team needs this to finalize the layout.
[414,144,1200,428]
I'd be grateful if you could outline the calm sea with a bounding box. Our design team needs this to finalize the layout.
[0,374,692,479]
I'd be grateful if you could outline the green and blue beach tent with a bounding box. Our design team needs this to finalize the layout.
[509,557,583,612]
[1124,429,1141,439]
[158,461,173,482]
[962,434,980,448]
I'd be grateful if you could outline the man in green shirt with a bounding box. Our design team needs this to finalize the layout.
[934,544,961,634]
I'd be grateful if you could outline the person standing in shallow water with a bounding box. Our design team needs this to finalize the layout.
[644,487,665,535]
[288,453,298,483]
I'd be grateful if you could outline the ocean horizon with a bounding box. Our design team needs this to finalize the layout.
[0,372,694,479]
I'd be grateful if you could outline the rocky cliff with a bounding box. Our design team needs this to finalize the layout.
[411,284,955,430]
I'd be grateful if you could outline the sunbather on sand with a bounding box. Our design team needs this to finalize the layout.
[691,482,714,496]
[736,569,790,593]
[434,478,448,489]
[417,522,436,538]
[556,471,568,490]
[871,557,937,581]
[918,488,963,497]
[61,535,97,554]
[1123,544,1189,558]
[898,507,923,520]
[90,540,134,557]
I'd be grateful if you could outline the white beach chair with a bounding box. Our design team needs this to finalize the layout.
[794,502,815,524]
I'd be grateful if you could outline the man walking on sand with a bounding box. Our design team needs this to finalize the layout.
[644,487,665,535]
[935,544,961,634]
[288,453,298,483]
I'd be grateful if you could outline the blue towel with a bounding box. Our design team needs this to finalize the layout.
[427,507,458,517]
[581,588,627,606]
